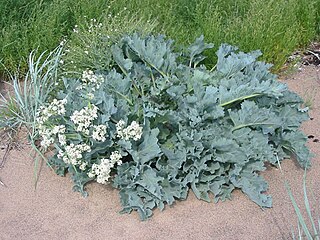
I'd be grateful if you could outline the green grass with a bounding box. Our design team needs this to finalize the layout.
[0,0,319,76]
[0,46,62,186]
[0,0,112,75]
[60,10,157,75]
[123,0,319,70]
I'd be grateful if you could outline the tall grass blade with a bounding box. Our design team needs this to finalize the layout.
[1,45,62,187]
[285,181,313,240]
[302,169,319,238]
[277,156,317,240]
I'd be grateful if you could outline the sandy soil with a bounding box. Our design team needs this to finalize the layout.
[0,65,319,240]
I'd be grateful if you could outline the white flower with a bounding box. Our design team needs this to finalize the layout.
[92,125,107,142]
[52,125,66,134]
[76,85,83,90]
[36,99,67,149]
[80,70,104,91]
[88,158,111,184]
[116,120,143,141]
[58,143,91,166]
[59,39,66,46]
[79,162,87,171]
[58,150,64,159]
[70,105,98,133]
[88,151,122,184]
[58,134,67,146]
[127,121,143,141]
[73,26,79,33]
[40,135,54,148]
[36,98,67,125]
[110,151,122,165]
[116,120,125,132]
[87,172,95,178]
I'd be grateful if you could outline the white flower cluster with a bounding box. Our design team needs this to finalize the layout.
[36,98,67,124]
[58,143,91,166]
[36,99,67,148]
[51,125,66,135]
[76,70,104,91]
[88,151,122,184]
[70,105,98,134]
[38,128,54,148]
[116,120,143,141]
[88,18,103,33]
[58,133,67,146]
[92,125,107,142]
[39,125,65,148]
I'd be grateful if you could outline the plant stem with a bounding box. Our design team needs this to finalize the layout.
[219,93,263,107]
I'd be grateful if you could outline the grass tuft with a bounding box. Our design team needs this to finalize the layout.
[0,0,319,76]
[0,45,63,186]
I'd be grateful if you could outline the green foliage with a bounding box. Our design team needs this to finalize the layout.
[0,0,154,74]
[60,12,157,74]
[0,0,319,76]
[65,0,320,71]
[42,34,311,220]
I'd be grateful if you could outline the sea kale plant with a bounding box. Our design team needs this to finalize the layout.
[36,34,312,220]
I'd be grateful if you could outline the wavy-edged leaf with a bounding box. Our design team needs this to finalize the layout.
[130,126,162,164]
[228,101,281,132]
[187,35,214,67]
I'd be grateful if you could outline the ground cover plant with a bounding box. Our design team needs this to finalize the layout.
[31,33,312,220]
[1,0,319,76]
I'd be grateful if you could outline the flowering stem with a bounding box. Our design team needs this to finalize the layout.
[219,93,263,107]
[144,59,167,78]
[110,117,117,124]
[150,69,156,89]
[63,133,84,141]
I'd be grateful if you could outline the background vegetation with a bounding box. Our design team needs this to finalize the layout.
[0,0,319,76]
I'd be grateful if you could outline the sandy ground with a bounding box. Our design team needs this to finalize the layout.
[0,65,319,240]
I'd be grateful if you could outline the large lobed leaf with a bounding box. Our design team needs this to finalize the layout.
[47,34,312,220]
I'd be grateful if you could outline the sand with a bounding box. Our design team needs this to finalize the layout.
[0,65,319,240]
